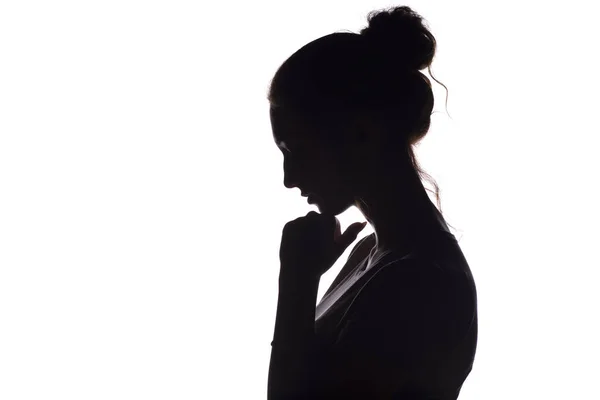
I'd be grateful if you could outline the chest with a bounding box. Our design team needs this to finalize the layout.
[314,250,412,345]
[314,254,368,345]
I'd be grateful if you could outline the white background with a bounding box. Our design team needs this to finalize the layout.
[1,1,599,399]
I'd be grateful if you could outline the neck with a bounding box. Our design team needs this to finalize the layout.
[355,169,447,255]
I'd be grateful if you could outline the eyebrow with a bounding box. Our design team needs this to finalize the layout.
[278,140,291,152]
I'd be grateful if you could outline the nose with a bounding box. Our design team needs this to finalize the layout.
[283,157,300,190]
[283,175,298,190]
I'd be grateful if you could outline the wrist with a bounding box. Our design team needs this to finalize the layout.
[274,267,319,345]
[279,266,320,289]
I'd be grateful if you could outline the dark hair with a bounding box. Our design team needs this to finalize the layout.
[267,5,451,215]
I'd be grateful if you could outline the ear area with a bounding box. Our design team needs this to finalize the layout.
[345,114,390,164]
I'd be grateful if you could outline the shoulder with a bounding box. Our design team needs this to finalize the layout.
[336,259,456,353]
[351,257,467,318]
[364,257,448,294]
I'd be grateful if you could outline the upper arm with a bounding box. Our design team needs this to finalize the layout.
[312,262,454,398]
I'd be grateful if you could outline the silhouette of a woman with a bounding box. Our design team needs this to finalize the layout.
[267,6,477,399]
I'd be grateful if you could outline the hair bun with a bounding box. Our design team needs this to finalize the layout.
[359,6,436,71]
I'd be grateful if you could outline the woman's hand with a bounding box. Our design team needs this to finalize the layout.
[279,211,367,280]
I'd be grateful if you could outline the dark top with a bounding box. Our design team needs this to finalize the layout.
[311,230,478,399]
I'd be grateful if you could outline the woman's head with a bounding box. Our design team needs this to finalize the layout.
[268,6,448,216]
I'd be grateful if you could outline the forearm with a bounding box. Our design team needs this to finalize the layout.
[268,269,320,399]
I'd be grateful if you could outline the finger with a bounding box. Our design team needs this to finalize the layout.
[337,221,367,247]
[334,217,342,241]
[348,221,367,233]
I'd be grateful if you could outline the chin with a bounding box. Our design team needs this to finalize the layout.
[313,195,353,216]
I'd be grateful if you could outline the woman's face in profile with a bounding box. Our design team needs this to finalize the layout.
[270,106,359,216]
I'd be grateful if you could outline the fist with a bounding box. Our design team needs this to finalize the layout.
[279,211,367,279]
